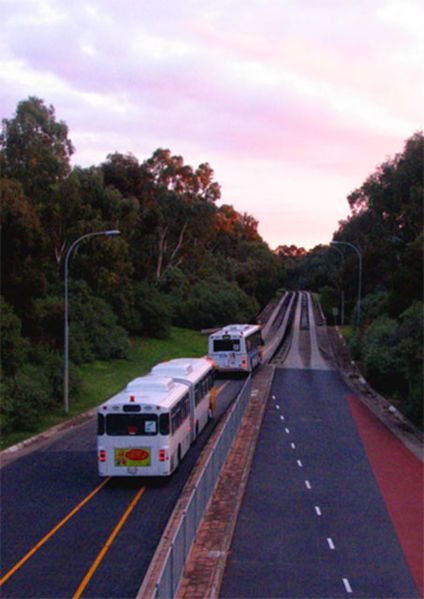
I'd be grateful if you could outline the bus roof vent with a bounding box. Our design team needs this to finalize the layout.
[126,376,175,393]
[152,360,194,376]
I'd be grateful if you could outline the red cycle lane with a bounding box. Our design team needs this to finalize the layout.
[347,394,424,597]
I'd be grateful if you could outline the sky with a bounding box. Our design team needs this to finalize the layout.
[1,0,423,250]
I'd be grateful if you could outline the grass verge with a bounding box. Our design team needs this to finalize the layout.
[339,325,354,343]
[0,327,207,451]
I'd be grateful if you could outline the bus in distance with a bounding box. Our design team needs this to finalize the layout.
[150,357,215,440]
[97,375,192,476]
[208,324,264,373]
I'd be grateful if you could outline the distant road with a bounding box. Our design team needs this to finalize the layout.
[221,292,420,598]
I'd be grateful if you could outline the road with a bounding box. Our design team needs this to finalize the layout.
[0,378,243,598]
[220,292,420,598]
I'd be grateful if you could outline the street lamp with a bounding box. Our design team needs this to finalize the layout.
[328,244,346,326]
[64,230,121,414]
[330,241,362,327]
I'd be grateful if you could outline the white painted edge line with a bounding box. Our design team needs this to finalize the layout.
[327,538,335,550]
[342,578,353,593]
[305,480,312,489]
[315,506,322,516]
[297,459,303,467]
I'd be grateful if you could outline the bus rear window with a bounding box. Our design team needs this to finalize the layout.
[159,413,170,435]
[213,339,240,352]
[97,414,105,435]
[106,414,158,436]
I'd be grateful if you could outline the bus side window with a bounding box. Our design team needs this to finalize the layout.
[98,414,105,435]
[171,393,191,430]
[195,384,201,405]
[160,413,170,435]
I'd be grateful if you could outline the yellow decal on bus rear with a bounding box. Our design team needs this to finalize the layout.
[114,448,151,467]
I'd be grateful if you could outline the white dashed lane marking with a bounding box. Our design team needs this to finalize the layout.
[343,578,353,594]
[327,538,335,550]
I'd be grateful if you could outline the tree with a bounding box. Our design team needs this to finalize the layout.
[140,149,221,282]
[0,96,74,201]
[0,178,47,319]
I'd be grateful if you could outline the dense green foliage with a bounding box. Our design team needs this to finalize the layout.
[1,97,283,434]
[1,327,206,449]
[1,97,421,433]
[278,133,423,427]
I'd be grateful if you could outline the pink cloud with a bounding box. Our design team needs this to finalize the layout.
[1,0,422,249]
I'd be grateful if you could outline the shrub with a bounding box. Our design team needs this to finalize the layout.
[68,283,130,363]
[1,364,51,432]
[0,297,28,376]
[318,285,340,322]
[393,302,423,425]
[360,291,389,325]
[361,316,399,392]
[29,345,70,406]
[32,295,64,349]
[175,277,259,329]
[130,281,172,339]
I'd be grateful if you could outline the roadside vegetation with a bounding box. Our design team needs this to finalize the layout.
[276,133,423,429]
[1,96,422,440]
[0,97,283,440]
[0,327,206,450]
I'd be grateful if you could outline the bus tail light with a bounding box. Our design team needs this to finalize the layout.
[159,449,168,462]
[99,449,106,463]
[242,358,247,369]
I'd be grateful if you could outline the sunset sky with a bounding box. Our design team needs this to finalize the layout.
[1,0,423,249]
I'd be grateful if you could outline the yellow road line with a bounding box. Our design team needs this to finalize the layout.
[0,477,111,587]
[216,381,230,395]
[72,485,146,599]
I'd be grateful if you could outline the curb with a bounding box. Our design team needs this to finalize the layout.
[177,365,275,599]
[136,387,238,599]
[326,326,423,463]
[0,408,96,467]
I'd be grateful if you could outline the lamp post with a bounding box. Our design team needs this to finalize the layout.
[64,230,120,414]
[329,244,345,326]
[330,241,362,327]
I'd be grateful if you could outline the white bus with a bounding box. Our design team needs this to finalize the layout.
[97,376,192,477]
[150,358,215,441]
[97,358,215,477]
[208,324,264,373]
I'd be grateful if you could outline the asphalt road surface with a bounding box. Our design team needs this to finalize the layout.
[0,378,243,598]
[220,368,420,598]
